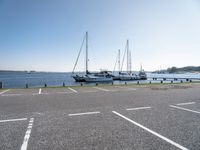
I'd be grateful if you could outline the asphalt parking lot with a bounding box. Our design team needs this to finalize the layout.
[0,84,200,150]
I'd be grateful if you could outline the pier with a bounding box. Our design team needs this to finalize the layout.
[149,77,200,81]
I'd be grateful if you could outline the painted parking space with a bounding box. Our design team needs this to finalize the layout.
[24,110,178,150]
[27,112,110,150]
[1,89,38,96]
[93,86,121,92]
[40,88,74,95]
[92,86,137,92]
[26,103,192,150]
[67,87,94,93]
[170,101,200,115]
[114,104,200,150]
[65,86,136,93]
[0,86,139,97]
[112,111,188,150]
[0,117,29,150]
[113,86,137,91]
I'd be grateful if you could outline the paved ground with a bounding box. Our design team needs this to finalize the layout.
[0,83,200,150]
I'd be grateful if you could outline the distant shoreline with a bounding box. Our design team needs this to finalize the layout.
[153,66,200,74]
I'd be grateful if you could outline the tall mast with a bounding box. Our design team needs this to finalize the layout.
[118,49,120,74]
[86,31,88,74]
[127,39,129,73]
[129,50,132,73]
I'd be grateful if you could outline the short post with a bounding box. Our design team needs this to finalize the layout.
[190,80,192,82]
[0,82,3,89]
[180,80,183,83]
[125,82,127,85]
[80,83,83,86]
[26,84,28,88]
[149,81,151,84]
[44,83,47,88]
[161,80,163,84]
[171,80,173,84]
[63,82,65,87]
[96,83,98,86]
[137,81,139,84]
[111,82,113,85]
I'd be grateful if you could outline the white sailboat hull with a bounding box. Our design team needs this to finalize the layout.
[85,75,113,82]
[138,71,147,80]
[118,73,139,81]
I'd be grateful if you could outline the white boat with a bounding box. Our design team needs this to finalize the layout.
[84,74,113,82]
[71,32,113,82]
[119,72,138,80]
[138,65,147,80]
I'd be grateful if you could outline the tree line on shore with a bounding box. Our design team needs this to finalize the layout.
[167,66,200,73]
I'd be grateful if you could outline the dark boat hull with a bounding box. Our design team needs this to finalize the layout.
[72,75,86,82]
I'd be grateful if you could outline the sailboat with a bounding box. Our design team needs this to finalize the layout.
[113,49,121,80]
[72,32,113,82]
[118,40,138,80]
[71,32,88,82]
[138,64,147,80]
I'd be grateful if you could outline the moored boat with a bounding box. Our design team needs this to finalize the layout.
[71,32,113,82]
[115,40,138,80]
[118,72,139,80]
[84,74,113,82]
[138,71,147,80]
[138,65,147,80]
[72,74,86,82]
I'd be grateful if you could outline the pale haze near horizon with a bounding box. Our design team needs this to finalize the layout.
[0,0,200,72]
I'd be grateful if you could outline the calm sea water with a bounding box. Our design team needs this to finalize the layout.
[0,71,199,88]
[0,72,78,88]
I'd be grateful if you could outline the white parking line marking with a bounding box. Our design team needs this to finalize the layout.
[56,91,74,94]
[170,105,200,114]
[176,102,196,106]
[0,89,10,95]
[33,92,49,95]
[68,111,100,116]
[68,88,78,93]
[112,111,189,150]
[0,118,27,123]
[116,86,137,91]
[93,87,110,92]
[38,88,42,94]
[21,118,34,150]
[1,94,23,97]
[126,106,151,111]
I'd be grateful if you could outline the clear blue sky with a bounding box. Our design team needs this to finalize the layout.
[0,0,200,72]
